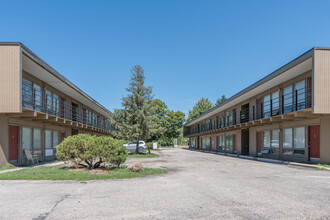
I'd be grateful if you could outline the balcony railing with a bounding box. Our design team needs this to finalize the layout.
[240,108,250,123]
[184,85,312,137]
[22,82,113,131]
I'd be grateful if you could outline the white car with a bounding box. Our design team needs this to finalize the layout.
[123,141,147,153]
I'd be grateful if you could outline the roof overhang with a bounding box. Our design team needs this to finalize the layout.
[16,43,111,118]
[185,48,314,126]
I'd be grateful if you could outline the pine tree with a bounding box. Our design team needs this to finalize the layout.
[187,98,213,122]
[215,95,227,106]
[111,65,161,153]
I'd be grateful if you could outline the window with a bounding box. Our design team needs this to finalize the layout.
[228,111,233,126]
[45,90,53,114]
[22,78,33,108]
[218,135,225,151]
[225,135,233,152]
[191,138,196,148]
[23,127,43,161]
[263,130,271,148]
[271,129,280,153]
[33,128,42,156]
[282,127,305,156]
[45,130,52,156]
[53,131,60,148]
[283,85,293,113]
[33,84,42,111]
[45,130,61,156]
[272,91,280,116]
[22,127,32,152]
[263,94,271,118]
[294,80,306,111]
[202,137,210,150]
[283,128,293,155]
[294,127,305,155]
[220,114,225,128]
[53,94,60,116]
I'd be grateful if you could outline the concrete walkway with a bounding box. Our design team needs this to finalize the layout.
[0,161,64,174]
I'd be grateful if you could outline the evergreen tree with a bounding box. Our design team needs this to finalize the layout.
[187,98,213,122]
[111,65,161,153]
[215,94,227,106]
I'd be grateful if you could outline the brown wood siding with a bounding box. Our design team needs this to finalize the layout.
[0,45,21,113]
[320,118,330,163]
[313,49,330,113]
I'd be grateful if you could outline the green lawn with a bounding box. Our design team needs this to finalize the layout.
[317,163,330,168]
[0,163,16,171]
[0,166,167,181]
[128,153,159,158]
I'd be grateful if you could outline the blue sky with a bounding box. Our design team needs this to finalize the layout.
[1,0,330,116]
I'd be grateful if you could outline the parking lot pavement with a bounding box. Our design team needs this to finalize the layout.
[0,148,330,219]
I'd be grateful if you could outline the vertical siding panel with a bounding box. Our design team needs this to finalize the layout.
[0,45,21,113]
[320,118,330,163]
[313,49,330,113]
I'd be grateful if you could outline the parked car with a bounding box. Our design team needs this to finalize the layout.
[123,141,147,153]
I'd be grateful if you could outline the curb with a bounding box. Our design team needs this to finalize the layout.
[186,148,328,169]
[289,162,330,170]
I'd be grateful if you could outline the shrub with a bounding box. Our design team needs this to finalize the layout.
[56,134,128,169]
[95,137,127,167]
[147,142,153,149]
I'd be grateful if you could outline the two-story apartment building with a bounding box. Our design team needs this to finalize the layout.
[0,42,113,166]
[184,47,330,164]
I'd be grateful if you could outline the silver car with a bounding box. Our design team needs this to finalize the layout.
[123,141,147,153]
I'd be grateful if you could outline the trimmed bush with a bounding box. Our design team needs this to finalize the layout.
[147,142,153,149]
[56,134,127,169]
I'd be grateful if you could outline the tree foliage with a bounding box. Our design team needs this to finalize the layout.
[111,65,161,153]
[56,134,127,169]
[215,95,227,106]
[187,97,213,122]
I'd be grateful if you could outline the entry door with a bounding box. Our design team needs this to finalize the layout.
[257,132,262,153]
[309,125,320,158]
[257,98,262,119]
[9,125,19,161]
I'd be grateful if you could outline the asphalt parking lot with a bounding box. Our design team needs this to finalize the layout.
[0,148,329,220]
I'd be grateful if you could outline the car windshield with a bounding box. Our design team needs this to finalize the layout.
[139,141,144,144]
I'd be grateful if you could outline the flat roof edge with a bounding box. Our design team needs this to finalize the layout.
[184,47,315,126]
[2,42,112,115]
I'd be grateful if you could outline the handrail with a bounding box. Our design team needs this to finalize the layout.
[22,82,113,131]
[184,85,312,137]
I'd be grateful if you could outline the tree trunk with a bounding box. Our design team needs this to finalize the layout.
[148,144,151,154]
[136,138,139,154]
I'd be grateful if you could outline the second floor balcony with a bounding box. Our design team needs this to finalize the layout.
[21,81,113,132]
[184,84,312,137]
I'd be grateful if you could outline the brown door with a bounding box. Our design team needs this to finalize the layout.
[9,125,19,161]
[257,132,262,153]
[60,98,65,118]
[257,98,262,119]
[309,125,320,158]
[60,132,65,142]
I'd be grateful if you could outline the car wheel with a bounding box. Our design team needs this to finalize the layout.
[138,147,144,153]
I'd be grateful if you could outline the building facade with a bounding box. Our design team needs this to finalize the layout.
[0,42,113,166]
[184,47,330,164]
